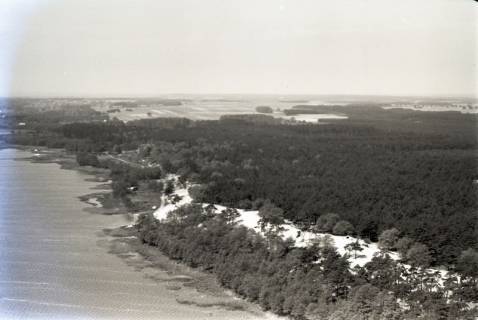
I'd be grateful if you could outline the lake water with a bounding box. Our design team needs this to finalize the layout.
[0,148,273,320]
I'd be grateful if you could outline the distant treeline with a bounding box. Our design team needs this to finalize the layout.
[255,106,274,113]
[112,99,183,107]
[219,114,279,124]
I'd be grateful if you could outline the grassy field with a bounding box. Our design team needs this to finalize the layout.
[93,96,344,121]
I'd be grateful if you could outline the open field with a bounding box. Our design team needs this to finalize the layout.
[89,95,477,122]
[90,95,371,122]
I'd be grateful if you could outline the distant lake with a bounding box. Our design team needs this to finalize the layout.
[0,149,272,320]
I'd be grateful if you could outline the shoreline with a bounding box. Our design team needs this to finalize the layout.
[5,145,278,319]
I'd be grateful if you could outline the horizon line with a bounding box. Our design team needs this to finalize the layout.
[1,92,477,100]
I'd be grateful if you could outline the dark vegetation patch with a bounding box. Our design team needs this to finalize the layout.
[175,298,246,311]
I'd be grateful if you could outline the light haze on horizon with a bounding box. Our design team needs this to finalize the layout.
[0,0,476,98]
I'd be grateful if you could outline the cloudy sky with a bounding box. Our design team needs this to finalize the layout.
[0,0,476,97]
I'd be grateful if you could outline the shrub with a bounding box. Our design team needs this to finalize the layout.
[333,220,355,236]
[395,236,414,258]
[76,152,100,167]
[406,243,432,267]
[315,213,340,233]
[188,184,206,202]
[378,228,400,250]
[164,179,175,195]
[456,248,478,278]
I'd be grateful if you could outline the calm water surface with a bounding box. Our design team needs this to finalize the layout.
[0,148,271,320]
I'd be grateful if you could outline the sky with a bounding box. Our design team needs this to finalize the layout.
[0,0,476,97]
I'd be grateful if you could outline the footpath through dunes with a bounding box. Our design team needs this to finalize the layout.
[0,148,278,320]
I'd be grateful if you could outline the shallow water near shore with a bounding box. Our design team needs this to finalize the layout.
[0,148,275,320]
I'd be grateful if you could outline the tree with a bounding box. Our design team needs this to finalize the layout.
[76,152,100,167]
[258,201,285,233]
[311,234,335,250]
[112,179,129,198]
[204,203,217,218]
[456,248,478,279]
[364,253,402,292]
[164,179,175,196]
[333,220,355,236]
[345,240,364,259]
[378,228,400,250]
[395,236,414,259]
[321,247,353,299]
[218,208,240,225]
[453,250,478,301]
[406,243,432,268]
[136,213,160,243]
[188,184,206,202]
[315,213,340,233]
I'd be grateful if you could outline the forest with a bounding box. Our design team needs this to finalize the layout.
[136,204,477,319]
[3,105,478,269]
[3,102,477,318]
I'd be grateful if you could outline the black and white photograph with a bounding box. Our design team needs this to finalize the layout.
[0,0,477,319]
